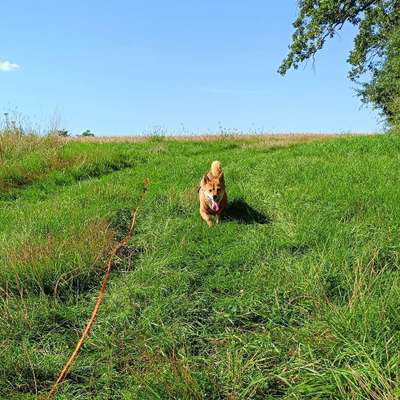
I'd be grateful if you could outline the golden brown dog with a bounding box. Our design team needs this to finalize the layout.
[198,161,228,226]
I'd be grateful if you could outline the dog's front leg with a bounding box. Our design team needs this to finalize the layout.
[200,209,213,227]
[216,214,221,224]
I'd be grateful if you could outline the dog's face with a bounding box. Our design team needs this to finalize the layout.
[201,174,225,202]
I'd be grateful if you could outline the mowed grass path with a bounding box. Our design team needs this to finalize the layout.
[0,133,399,399]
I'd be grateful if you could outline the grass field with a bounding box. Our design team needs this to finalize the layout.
[1,130,399,399]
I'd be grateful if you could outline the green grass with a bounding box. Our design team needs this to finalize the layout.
[1,132,400,399]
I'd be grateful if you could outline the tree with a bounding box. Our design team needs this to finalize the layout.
[279,0,400,128]
[80,130,95,137]
[54,129,69,137]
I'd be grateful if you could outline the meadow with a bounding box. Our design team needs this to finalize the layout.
[0,129,399,399]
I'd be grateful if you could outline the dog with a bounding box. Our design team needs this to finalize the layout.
[198,161,227,226]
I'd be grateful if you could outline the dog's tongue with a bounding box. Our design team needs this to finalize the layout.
[211,200,220,212]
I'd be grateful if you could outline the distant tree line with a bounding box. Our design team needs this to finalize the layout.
[54,129,95,137]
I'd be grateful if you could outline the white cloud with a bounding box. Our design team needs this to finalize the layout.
[0,60,20,72]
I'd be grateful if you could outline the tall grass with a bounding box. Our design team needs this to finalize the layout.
[0,125,65,192]
[0,132,399,399]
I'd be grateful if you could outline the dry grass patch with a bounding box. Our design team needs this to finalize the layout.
[239,133,345,150]
[73,133,349,144]
[0,130,68,192]
[0,130,65,164]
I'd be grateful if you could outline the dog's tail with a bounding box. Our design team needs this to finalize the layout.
[211,160,223,177]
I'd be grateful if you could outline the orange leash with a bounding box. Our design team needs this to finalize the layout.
[44,178,149,400]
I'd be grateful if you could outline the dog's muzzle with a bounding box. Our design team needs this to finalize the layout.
[207,194,222,213]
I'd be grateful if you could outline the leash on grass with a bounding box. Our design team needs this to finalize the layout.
[43,178,150,400]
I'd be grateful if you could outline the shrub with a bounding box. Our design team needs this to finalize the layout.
[81,129,95,137]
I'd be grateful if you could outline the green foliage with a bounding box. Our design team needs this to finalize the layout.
[81,129,95,137]
[1,134,400,398]
[359,27,400,128]
[54,129,69,137]
[279,0,400,127]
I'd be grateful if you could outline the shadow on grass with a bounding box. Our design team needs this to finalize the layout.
[224,198,271,225]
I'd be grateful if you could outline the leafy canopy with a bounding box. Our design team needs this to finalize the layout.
[279,0,400,128]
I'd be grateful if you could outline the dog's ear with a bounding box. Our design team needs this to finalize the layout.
[201,175,210,185]
[218,172,225,183]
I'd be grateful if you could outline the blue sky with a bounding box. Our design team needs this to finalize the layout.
[1,0,380,135]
